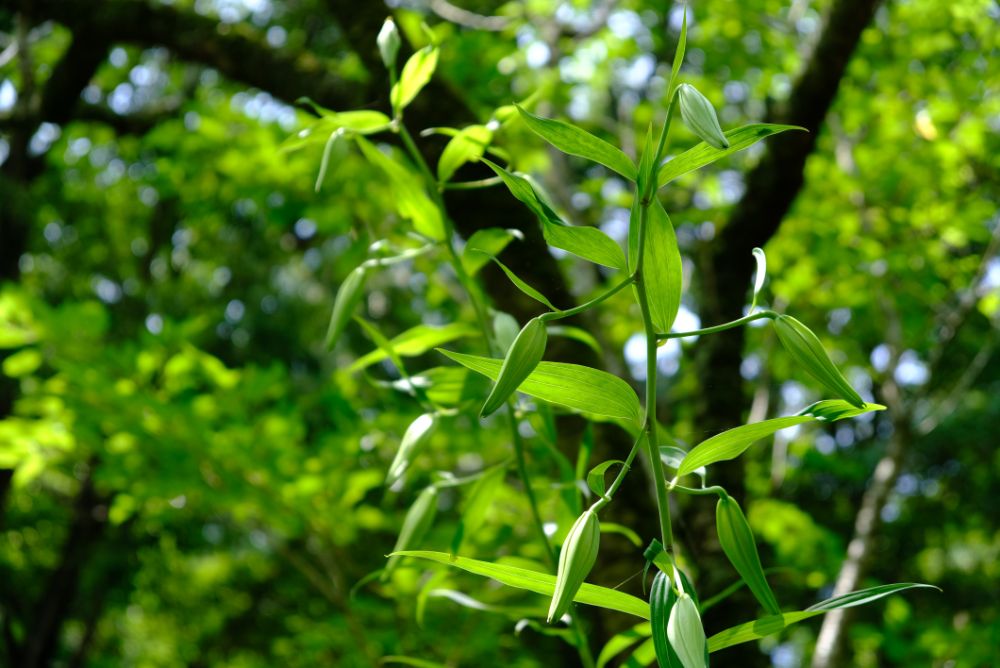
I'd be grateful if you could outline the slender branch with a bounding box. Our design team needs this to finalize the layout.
[540,274,635,323]
[592,432,645,511]
[657,310,777,340]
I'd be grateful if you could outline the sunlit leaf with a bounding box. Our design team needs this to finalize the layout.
[491,258,561,311]
[438,124,493,182]
[356,137,444,240]
[707,584,938,653]
[350,323,479,372]
[391,551,650,619]
[516,105,636,180]
[715,494,781,615]
[439,349,643,425]
[462,228,521,275]
[656,124,805,188]
[392,46,439,111]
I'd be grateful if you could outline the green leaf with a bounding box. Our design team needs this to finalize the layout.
[599,522,642,547]
[391,46,439,111]
[281,110,392,153]
[548,325,603,357]
[666,7,687,95]
[541,218,628,270]
[391,551,650,620]
[656,124,805,188]
[707,584,938,653]
[773,315,866,408]
[356,137,444,240]
[426,588,544,620]
[516,105,637,181]
[481,317,547,417]
[451,466,506,553]
[491,259,561,311]
[660,445,706,485]
[325,266,369,350]
[387,366,489,407]
[597,623,652,668]
[715,494,781,616]
[438,124,493,183]
[587,460,625,498]
[629,197,683,332]
[492,311,521,354]
[483,159,626,269]
[676,401,884,477]
[438,349,643,426]
[382,656,446,668]
[462,228,521,275]
[349,323,479,372]
[650,570,682,668]
[384,487,439,577]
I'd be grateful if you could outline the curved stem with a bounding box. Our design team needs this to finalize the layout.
[669,484,727,498]
[592,432,645,512]
[539,274,635,323]
[657,310,777,341]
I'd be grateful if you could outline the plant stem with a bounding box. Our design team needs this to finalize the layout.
[592,432,645,512]
[669,484,728,498]
[633,198,674,552]
[657,310,777,340]
[539,274,635,323]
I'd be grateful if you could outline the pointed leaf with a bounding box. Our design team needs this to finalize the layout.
[587,459,625,498]
[492,259,561,311]
[462,228,521,275]
[438,124,493,182]
[384,487,439,577]
[350,323,479,372]
[439,350,643,426]
[597,623,652,668]
[650,570,683,668]
[356,137,444,240]
[516,105,637,180]
[481,317,548,417]
[451,465,507,553]
[391,551,650,619]
[657,124,806,188]
[541,218,628,270]
[707,584,938,653]
[750,248,766,311]
[392,46,439,111]
[677,401,884,477]
[629,197,683,332]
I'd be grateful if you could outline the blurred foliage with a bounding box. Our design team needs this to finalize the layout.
[0,0,998,666]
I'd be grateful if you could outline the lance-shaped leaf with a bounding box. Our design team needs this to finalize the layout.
[325,265,369,350]
[391,45,439,111]
[491,259,560,311]
[391,550,650,619]
[677,83,728,150]
[350,323,478,372]
[548,508,601,622]
[386,413,438,485]
[438,349,643,426]
[387,366,490,407]
[481,317,547,417]
[281,109,392,153]
[438,124,493,183]
[716,494,780,615]
[461,227,521,275]
[656,124,806,188]
[451,465,505,552]
[384,486,439,577]
[516,105,637,180]
[773,315,865,407]
[596,623,652,668]
[483,160,626,269]
[356,137,444,240]
[629,197,683,332]
[676,400,884,477]
[667,592,708,668]
[587,459,625,498]
[707,583,938,653]
[650,570,683,668]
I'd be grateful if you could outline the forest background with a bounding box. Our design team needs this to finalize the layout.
[0,0,997,666]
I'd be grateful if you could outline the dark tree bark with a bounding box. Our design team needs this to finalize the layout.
[683,0,882,663]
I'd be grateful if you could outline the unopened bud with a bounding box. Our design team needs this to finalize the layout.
[667,592,707,668]
[547,508,601,622]
[377,17,401,68]
[677,83,729,150]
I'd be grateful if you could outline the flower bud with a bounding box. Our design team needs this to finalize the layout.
[773,314,865,408]
[480,317,547,417]
[677,83,729,150]
[547,508,601,622]
[667,592,708,668]
[377,17,401,68]
[386,413,438,485]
